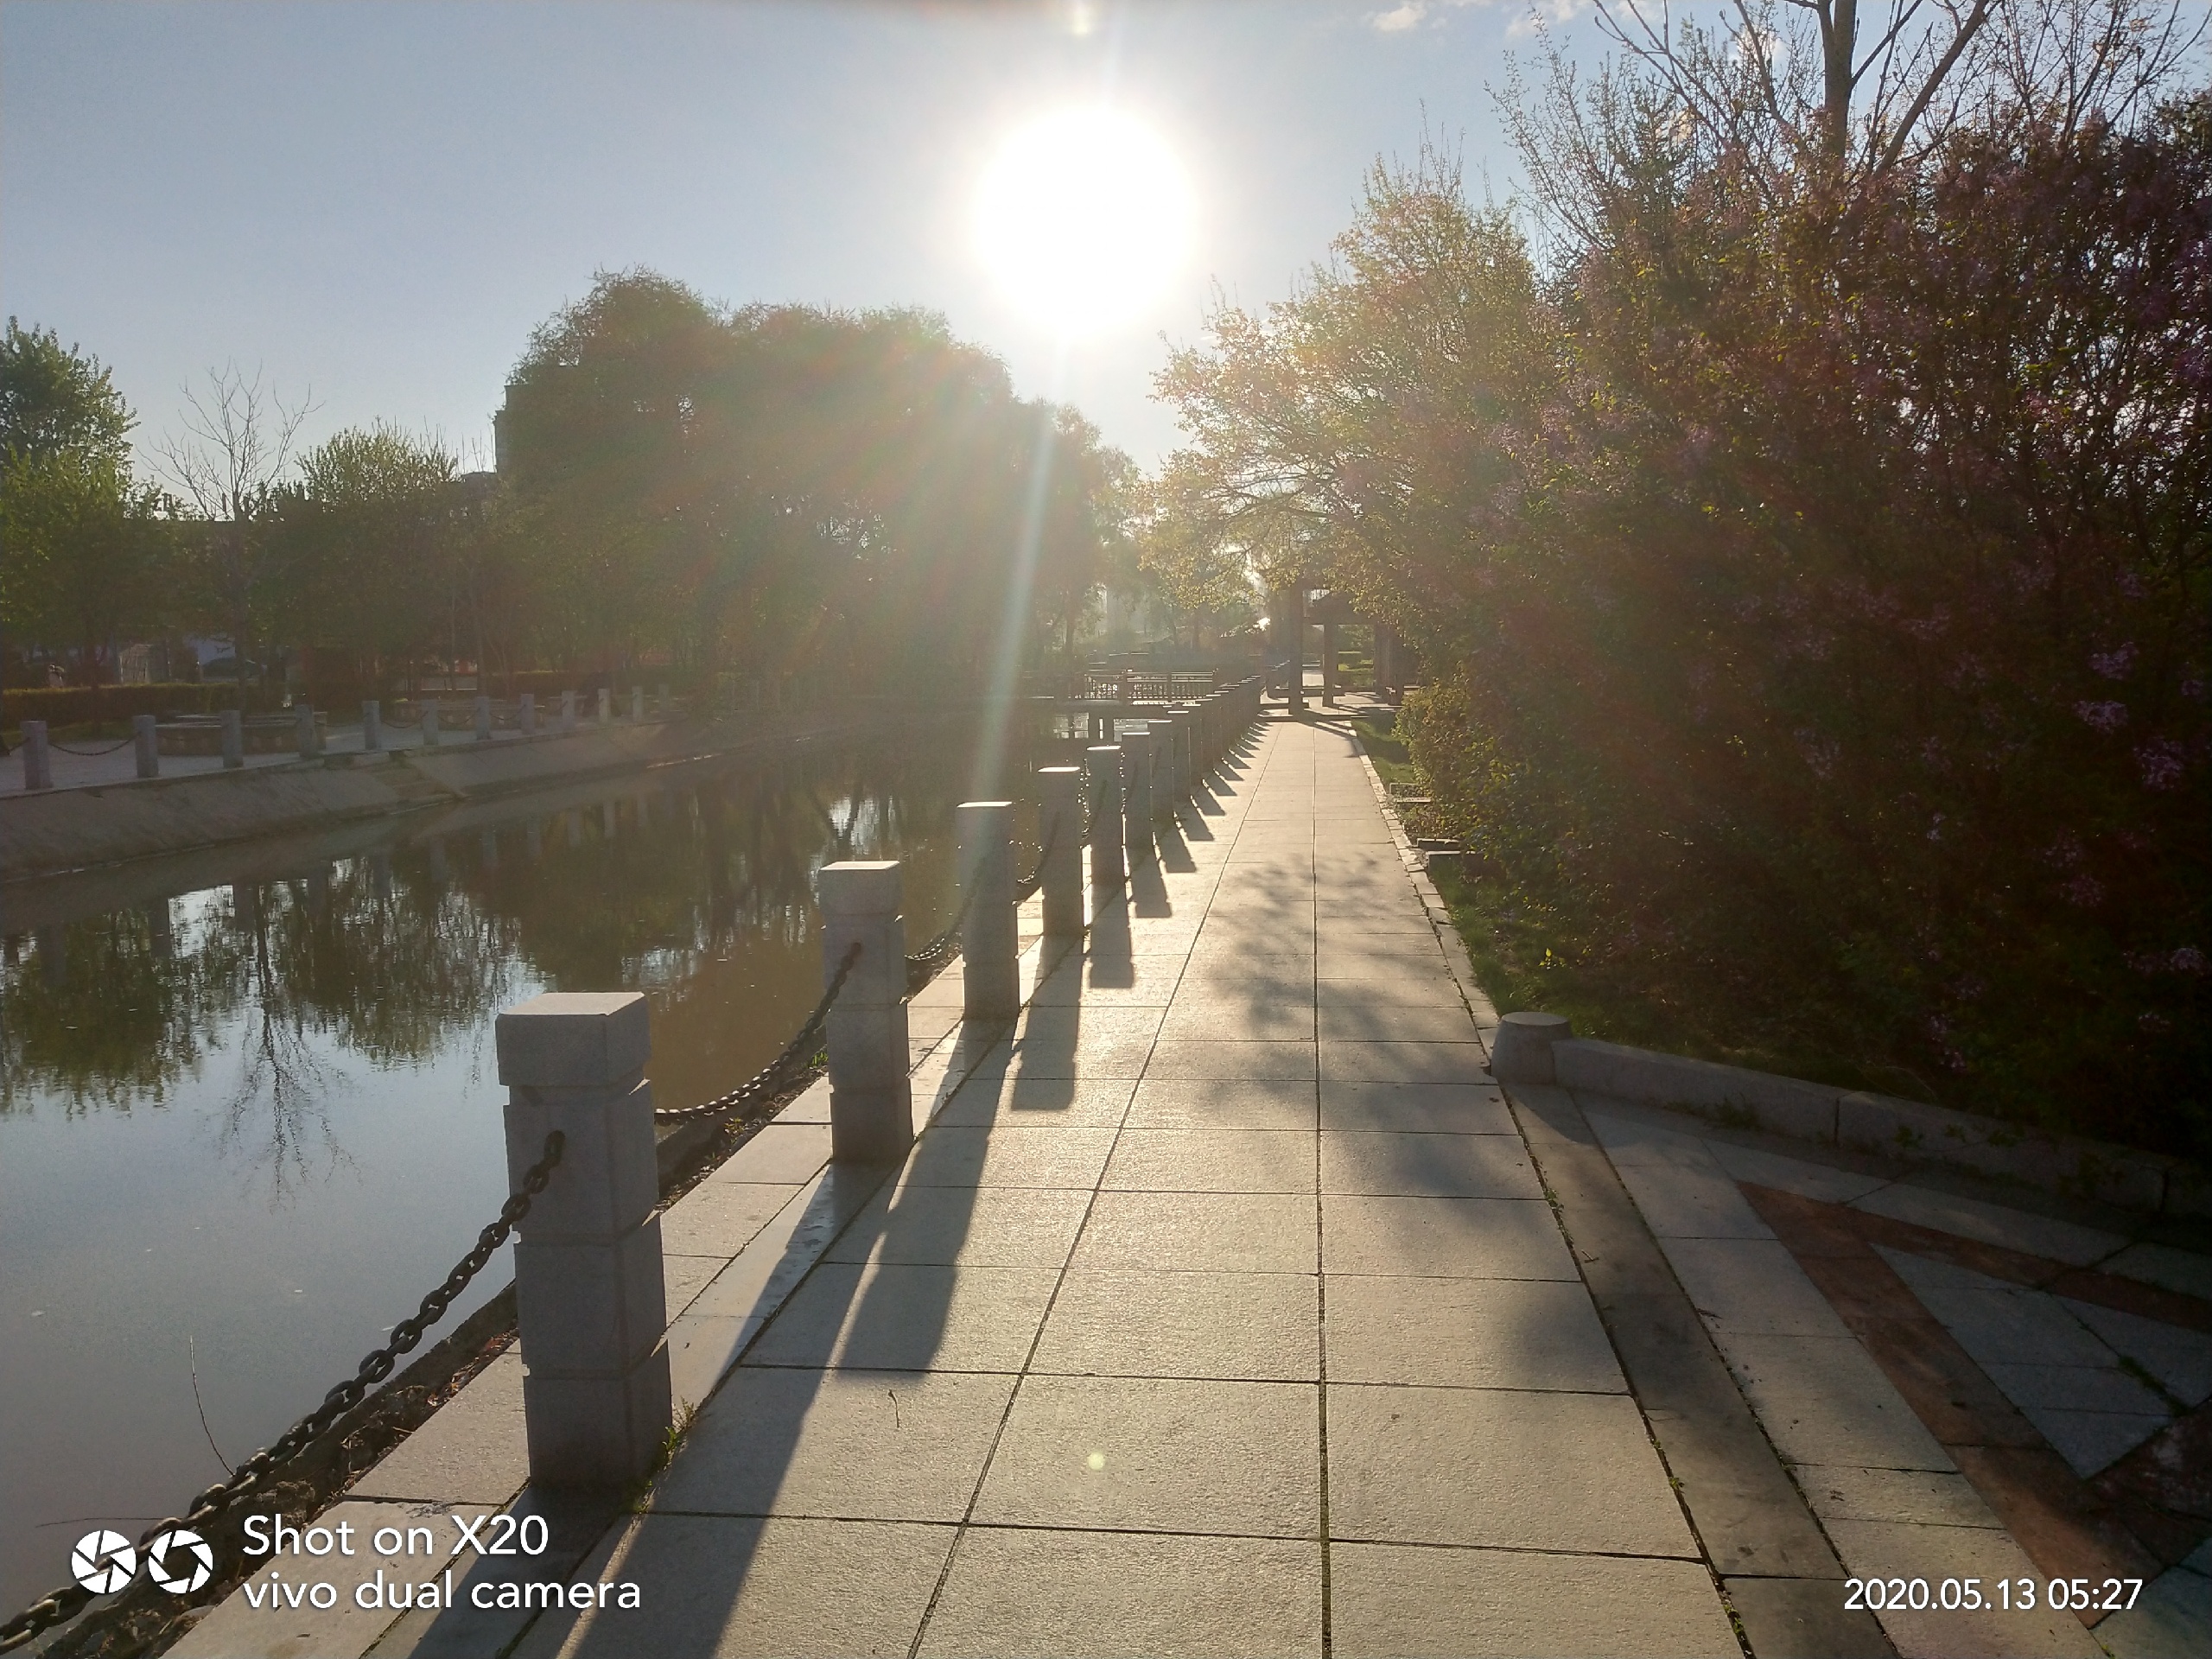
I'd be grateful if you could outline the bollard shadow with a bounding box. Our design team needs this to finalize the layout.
[523,1013,1023,1657]
[1154,817,1198,874]
[1085,892,1136,988]
[1128,851,1173,918]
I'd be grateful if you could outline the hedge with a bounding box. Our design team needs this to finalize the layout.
[1,683,276,729]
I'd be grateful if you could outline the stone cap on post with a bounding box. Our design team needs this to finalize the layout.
[497,990,652,1091]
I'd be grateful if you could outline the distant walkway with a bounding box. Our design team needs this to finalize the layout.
[171,700,2212,1658]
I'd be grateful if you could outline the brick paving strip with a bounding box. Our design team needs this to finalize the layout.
[172,699,2200,1658]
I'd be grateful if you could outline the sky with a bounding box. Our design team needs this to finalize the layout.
[0,0,1610,476]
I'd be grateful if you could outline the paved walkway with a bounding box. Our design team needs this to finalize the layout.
[169,702,2212,1657]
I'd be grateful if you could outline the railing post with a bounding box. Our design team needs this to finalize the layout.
[423,698,442,747]
[22,720,53,790]
[133,714,159,779]
[1086,745,1125,890]
[658,683,671,718]
[1122,726,1154,864]
[474,695,493,741]
[818,861,912,1163]
[494,991,671,1488]
[1038,766,1084,938]
[598,688,613,726]
[519,692,537,735]
[219,709,245,771]
[957,801,1019,1020]
[1166,709,1192,807]
[561,690,577,734]
[362,700,384,753]
[296,702,319,759]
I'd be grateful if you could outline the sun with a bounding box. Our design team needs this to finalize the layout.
[975,108,1195,337]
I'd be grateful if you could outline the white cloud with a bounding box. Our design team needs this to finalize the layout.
[1367,0,1503,34]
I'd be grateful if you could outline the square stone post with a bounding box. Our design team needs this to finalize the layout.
[494,992,671,1488]
[22,720,53,789]
[519,693,537,735]
[957,801,1019,1020]
[296,702,319,758]
[219,709,244,770]
[1037,766,1084,938]
[474,695,493,741]
[598,688,612,726]
[1086,745,1125,889]
[1166,709,1192,806]
[133,714,159,779]
[630,686,645,721]
[1121,727,1154,865]
[819,861,912,1163]
[362,701,384,753]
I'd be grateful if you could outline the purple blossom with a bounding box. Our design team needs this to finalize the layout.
[2075,701,2128,732]
[2136,737,2185,790]
[2061,873,2105,907]
[2090,643,2136,679]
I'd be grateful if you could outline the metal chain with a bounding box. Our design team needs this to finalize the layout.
[1012,823,1057,905]
[0,1130,567,1655]
[654,943,861,1124]
[44,735,137,756]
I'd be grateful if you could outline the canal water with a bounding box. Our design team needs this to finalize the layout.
[0,719,1029,1615]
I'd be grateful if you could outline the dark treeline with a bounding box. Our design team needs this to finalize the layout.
[1150,0,2210,1151]
[0,271,1135,703]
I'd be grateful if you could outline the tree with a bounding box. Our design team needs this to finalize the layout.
[153,365,313,702]
[0,321,161,687]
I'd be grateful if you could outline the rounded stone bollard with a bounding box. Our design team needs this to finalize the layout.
[658,683,671,719]
[561,690,578,734]
[818,861,913,1164]
[494,991,671,1488]
[957,801,1020,1021]
[598,687,612,726]
[519,692,537,735]
[1122,726,1154,863]
[423,698,442,747]
[362,700,384,753]
[22,720,54,790]
[474,695,493,741]
[1490,1012,1573,1085]
[1037,766,1084,938]
[295,702,319,759]
[132,714,159,779]
[219,709,244,770]
[1086,745,1126,890]
[630,686,645,722]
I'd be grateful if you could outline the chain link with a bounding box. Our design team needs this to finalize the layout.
[0,1131,567,1654]
[654,943,861,1124]
[43,735,137,756]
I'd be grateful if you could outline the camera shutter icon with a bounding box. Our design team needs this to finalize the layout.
[70,1531,137,1595]
[145,1528,215,1594]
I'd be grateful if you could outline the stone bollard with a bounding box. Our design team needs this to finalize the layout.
[519,692,537,735]
[561,690,577,734]
[658,683,671,719]
[631,686,645,722]
[133,714,159,779]
[1490,1012,1573,1084]
[598,688,612,726]
[423,699,442,747]
[296,702,319,759]
[1037,766,1084,938]
[818,861,912,1163]
[1165,709,1192,807]
[475,695,493,741]
[957,801,1019,1021]
[1086,745,1125,890]
[494,992,671,1488]
[1121,727,1154,865]
[363,701,384,753]
[22,720,53,790]
[220,709,244,770]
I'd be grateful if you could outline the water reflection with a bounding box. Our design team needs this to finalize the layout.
[0,721,996,1614]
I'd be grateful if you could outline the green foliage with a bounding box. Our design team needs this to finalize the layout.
[1161,86,2212,1156]
[0,317,133,466]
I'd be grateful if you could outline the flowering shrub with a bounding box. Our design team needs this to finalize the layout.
[1160,99,2211,1154]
